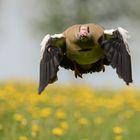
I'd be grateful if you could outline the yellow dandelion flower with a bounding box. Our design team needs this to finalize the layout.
[60,121,69,130]
[28,107,40,119]
[94,117,103,125]
[19,136,28,140]
[78,117,89,126]
[113,127,123,134]
[13,113,27,127]
[31,123,40,133]
[52,127,64,136]
[31,123,40,137]
[56,110,66,120]
[13,113,24,122]
[115,135,123,140]
[40,107,52,118]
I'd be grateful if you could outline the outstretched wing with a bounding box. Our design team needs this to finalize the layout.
[101,27,132,85]
[38,34,65,94]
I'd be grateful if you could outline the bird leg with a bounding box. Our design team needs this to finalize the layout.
[92,59,105,72]
[73,62,82,78]
[100,59,105,72]
[102,65,105,72]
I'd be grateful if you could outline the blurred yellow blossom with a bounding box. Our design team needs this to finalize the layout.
[13,113,24,122]
[60,121,69,129]
[113,127,123,134]
[19,136,28,140]
[13,113,27,127]
[31,123,40,132]
[28,107,40,119]
[52,127,64,136]
[94,116,104,125]
[114,135,123,140]
[21,118,27,127]
[53,95,66,105]
[56,109,66,120]
[31,123,40,137]
[40,107,52,118]
[78,117,89,126]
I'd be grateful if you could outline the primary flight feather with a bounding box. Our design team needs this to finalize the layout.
[38,23,133,94]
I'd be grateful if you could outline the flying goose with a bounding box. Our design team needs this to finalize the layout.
[38,23,132,94]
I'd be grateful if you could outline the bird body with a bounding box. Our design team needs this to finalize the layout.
[66,44,104,65]
[63,24,104,65]
[38,23,133,94]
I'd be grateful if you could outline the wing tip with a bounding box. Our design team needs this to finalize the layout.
[38,84,47,94]
[38,86,44,95]
[126,79,133,85]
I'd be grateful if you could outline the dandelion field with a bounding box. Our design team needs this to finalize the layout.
[0,81,140,140]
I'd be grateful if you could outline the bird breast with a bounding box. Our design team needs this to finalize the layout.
[66,43,104,65]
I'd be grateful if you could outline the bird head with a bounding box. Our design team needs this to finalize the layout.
[78,25,91,41]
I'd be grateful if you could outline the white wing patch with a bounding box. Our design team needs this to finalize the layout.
[117,27,131,54]
[51,33,64,38]
[117,27,130,40]
[104,29,115,35]
[40,33,64,59]
[40,34,51,59]
[104,27,131,54]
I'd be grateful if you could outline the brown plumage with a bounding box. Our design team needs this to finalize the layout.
[39,23,133,94]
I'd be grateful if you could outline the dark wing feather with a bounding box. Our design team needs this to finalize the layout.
[101,30,132,85]
[38,37,65,94]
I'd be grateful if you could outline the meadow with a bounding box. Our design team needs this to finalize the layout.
[0,81,140,140]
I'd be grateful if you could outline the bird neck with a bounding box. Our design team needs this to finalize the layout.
[75,37,95,47]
